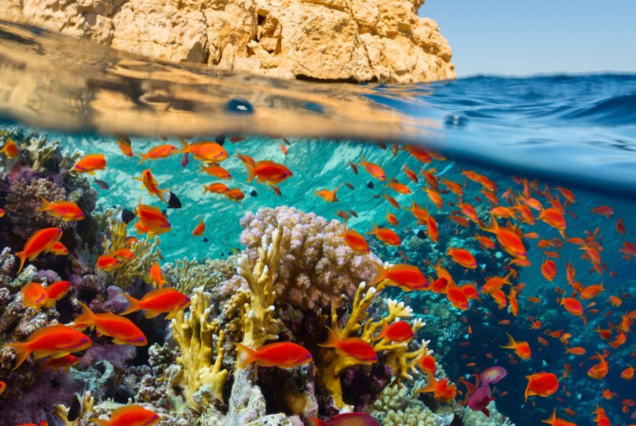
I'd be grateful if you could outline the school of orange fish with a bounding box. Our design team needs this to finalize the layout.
[1,135,636,426]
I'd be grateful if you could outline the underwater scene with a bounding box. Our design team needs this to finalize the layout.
[1,20,636,426]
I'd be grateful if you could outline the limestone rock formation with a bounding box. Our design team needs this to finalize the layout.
[0,0,455,83]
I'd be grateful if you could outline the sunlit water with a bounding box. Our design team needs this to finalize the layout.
[1,19,636,426]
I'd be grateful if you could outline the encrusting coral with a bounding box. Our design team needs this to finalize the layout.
[317,282,429,411]
[171,286,228,412]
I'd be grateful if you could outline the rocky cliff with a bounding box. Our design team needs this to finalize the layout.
[0,0,455,83]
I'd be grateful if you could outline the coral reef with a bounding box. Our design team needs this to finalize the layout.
[240,207,381,310]
[0,0,455,83]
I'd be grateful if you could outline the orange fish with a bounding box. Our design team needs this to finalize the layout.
[21,282,48,311]
[357,155,386,181]
[416,370,457,401]
[0,380,5,396]
[424,188,443,209]
[49,242,69,256]
[565,347,586,356]
[115,135,133,157]
[0,139,19,158]
[341,226,370,254]
[616,218,625,235]
[245,160,293,185]
[555,186,576,205]
[15,228,63,274]
[36,197,85,221]
[419,354,437,374]
[458,200,481,224]
[2,324,91,370]
[137,144,177,164]
[482,273,511,294]
[538,207,567,230]
[381,194,400,210]
[541,259,557,281]
[38,354,79,373]
[374,320,414,342]
[446,282,469,310]
[315,187,340,202]
[491,206,515,219]
[609,296,622,307]
[235,342,313,368]
[591,206,614,218]
[441,178,463,196]
[426,212,439,243]
[73,154,106,174]
[319,327,377,363]
[192,218,205,237]
[474,233,495,250]
[371,263,428,291]
[203,183,230,194]
[178,139,227,163]
[236,152,256,166]
[447,245,477,269]
[280,144,288,155]
[403,165,419,183]
[588,353,609,379]
[581,283,605,300]
[136,169,170,203]
[561,298,585,323]
[621,365,634,380]
[97,255,120,271]
[122,288,190,320]
[593,405,610,426]
[74,303,147,346]
[501,333,531,360]
[386,211,398,226]
[149,261,166,288]
[136,202,171,236]
[224,188,245,201]
[367,223,401,246]
[199,164,231,179]
[91,405,160,426]
[541,409,577,426]
[480,213,527,259]
[111,249,135,260]
[525,372,559,401]
[386,181,412,195]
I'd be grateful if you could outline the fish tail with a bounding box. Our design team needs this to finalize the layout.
[318,326,341,349]
[245,162,256,183]
[4,342,32,371]
[500,333,516,349]
[234,343,258,368]
[480,212,500,234]
[135,153,147,164]
[177,138,191,154]
[74,302,95,329]
[372,318,389,341]
[15,250,27,275]
[120,294,142,316]
[202,185,210,194]
[369,262,387,287]
[366,222,379,235]
[415,370,437,394]
[36,196,51,212]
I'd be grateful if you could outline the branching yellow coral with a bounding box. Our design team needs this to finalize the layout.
[317,284,429,410]
[237,227,284,349]
[53,391,94,426]
[172,287,228,412]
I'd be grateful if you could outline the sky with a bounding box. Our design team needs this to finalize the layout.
[420,0,636,77]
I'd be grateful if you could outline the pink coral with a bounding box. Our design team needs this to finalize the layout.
[239,207,382,310]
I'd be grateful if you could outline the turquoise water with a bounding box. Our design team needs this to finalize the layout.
[1,19,636,426]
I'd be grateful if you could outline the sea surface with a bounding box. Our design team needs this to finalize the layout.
[1,19,636,426]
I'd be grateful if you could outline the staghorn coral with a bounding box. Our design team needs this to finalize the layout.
[237,227,285,349]
[171,286,228,412]
[317,282,429,411]
[239,207,382,310]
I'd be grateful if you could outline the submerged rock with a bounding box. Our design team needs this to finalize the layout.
[0,0,455,83]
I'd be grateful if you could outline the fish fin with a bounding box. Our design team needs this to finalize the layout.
[15,250,27,275]
[307,418,327,426]
[144,310,162,319]
[317,326,341,349]
[33,350,56,360]
[36,196,51,212]
[74,302,95,329]
[244,162,256,183]
[372,319,389,341]
[358,154,368,166]
[481,408,490,418]
[45,299,56,309]
[120,294,142,316]
[51,351,71,359]
[500,333,516,349]
[234,343,257,368]
[5,342,32,370]
[90,419,110,426]
[165,307,179,321]
[111,339,128,345]
[480,212,500,234]
[369,261,387,286]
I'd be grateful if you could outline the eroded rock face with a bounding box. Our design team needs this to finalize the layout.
[0,0,456,83]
